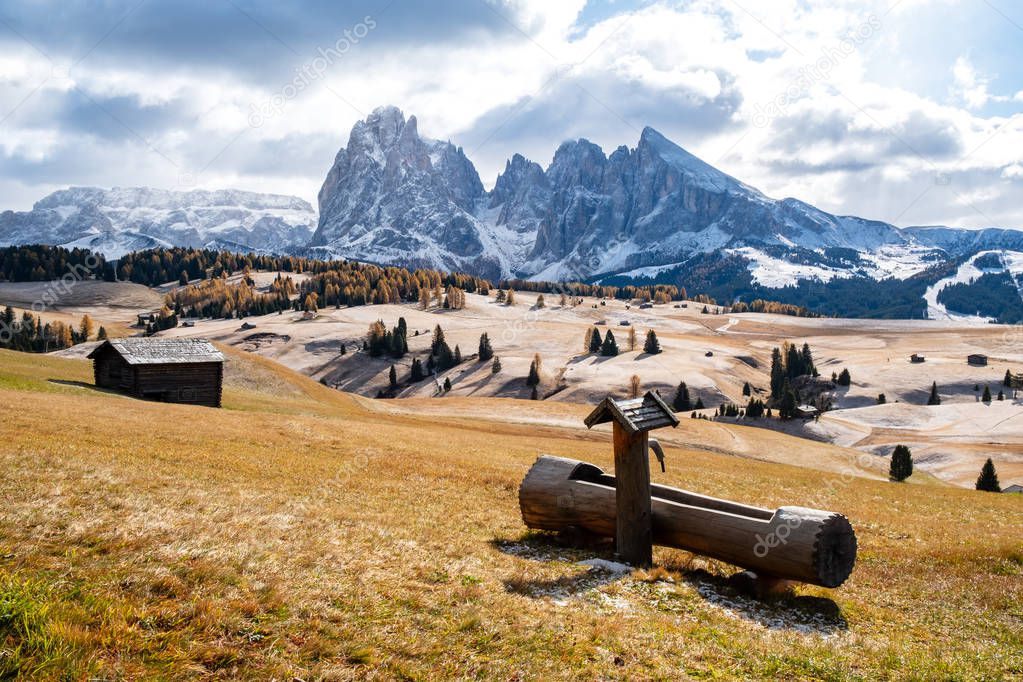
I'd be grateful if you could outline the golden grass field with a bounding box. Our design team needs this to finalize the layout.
[1,346,1021,680]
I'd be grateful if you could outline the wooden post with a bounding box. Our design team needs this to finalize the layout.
[612,421,652,567]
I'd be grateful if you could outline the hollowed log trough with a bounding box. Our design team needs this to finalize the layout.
[519,456,857,588]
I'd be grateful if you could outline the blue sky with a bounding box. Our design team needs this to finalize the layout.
[0,0,1021,229]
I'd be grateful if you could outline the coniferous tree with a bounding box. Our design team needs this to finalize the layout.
[927,381,941,405]
[779,381,799,420]
[588,327,602,353]
[976,458,1001,492]
[410,358,425,382]
[889,444,913,482]
[443,377,452,392]
[643,330,661,354]
[435,341,456,371]
[431,325,446,355]
[530,385,539,400]
[745,398,765,419]
[601,330,619,357]
[1005,370,1013,387]
[694,397,705,410]
[96,326,108,340]
[478,332,494,362]
[78,314,94,341]
[454,345,462,365]
[801,342,818,377]
[505,289,515,306]
[673,382,692,412]
[492,356,501,374]
[389,365,397,388]
[877,393,887,405]
[629,374,641,398]
[742,381,751,397]
[786,343,803,380]
[535,294,545,309]
[998,390,1005,401]
[179,271,189,286]
[982,385,992,403]
[495,288,506,303]
[627,326,636,352]
[837,368,851,386]
[770,347,785,399]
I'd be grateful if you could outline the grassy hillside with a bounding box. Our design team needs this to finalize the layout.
[0,348,1020,680]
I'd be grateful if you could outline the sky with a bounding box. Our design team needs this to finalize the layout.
[0,0,1021,229]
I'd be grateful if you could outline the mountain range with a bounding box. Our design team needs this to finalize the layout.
[3,105,1023,319]
[0,187,315,259]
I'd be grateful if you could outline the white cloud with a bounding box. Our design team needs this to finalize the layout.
[0,0,1020,232]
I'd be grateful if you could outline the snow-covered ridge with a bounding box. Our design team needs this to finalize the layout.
[1,186,316,259]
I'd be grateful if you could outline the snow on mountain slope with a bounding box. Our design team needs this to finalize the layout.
[0,187,316,258]
[923,250,1023,321]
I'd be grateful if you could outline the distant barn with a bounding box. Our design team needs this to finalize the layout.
[910,354,926,363]
[967,354,988,366]
[88,338,225,407]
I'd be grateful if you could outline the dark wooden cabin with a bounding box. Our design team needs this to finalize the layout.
[88,338,225,407]
[967,353,988,366]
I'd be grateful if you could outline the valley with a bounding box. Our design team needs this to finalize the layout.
[10,273,1021,490]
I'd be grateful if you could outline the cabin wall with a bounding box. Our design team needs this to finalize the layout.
[93,349,132,390]
[132,362,223,407]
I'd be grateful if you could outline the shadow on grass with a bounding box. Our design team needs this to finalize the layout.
[47,379,124,397]
[495,530,848,634]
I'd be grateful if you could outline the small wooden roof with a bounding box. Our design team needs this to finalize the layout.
[584,391,679,434]
[87,338,224,365]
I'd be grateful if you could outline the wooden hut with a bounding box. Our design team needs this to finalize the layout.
[910,354,926,363]
[88,338,225,407]
[967,353,988,366]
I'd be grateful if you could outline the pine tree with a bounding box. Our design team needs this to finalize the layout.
[410,358,425,382]
[179,272,189,286]
[530,385,539,400]
[431,325,446,355]
[389,365,397,388]
[627,326,636,352]
[1005,370,1013,388]
[975,458,1001,492]
[78,314,94,341]
[672,381,692,412]
[998,390,1005,401]
[877,393,887,405]
[454,345,462,364]
[629,374,641,398]
[643,330,661,354]
[601,330,619,357]
[837,368,851,386]
[694,397,705,410]
[492,356,501,374]
[770,347,785,399]
[779,381,798,420]
[443,377,452,392]
[97,326,108,340]
[495,288,506,303]
[742,381,751,397]
[435,341,456,371]
[588,327,602,353]
[478,332,493,362]
[982,385,992,403]
[889,444,913,482]
[927,381,941,406]
[801,342,818,377]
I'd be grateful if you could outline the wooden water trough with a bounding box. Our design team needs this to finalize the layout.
[519,456,857,588]
[517,391,857,588]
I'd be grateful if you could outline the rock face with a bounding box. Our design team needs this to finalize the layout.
[0,187,316,258]
[316,107,998,282]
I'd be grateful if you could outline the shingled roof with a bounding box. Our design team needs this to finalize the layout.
[87,338,225,365]
[584,391,679,434]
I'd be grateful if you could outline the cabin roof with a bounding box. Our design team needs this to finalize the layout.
[87,337,225,365]
[584,391,679,434]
